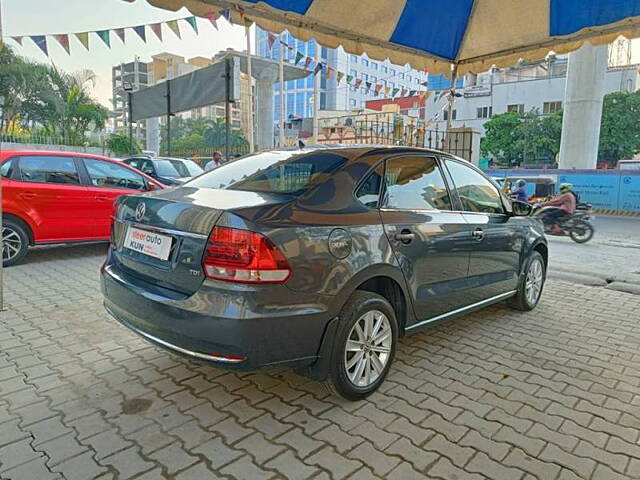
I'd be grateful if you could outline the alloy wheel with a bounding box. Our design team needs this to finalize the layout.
[344,309,392,387]
[525,258,544,306]
[2,226,23,262]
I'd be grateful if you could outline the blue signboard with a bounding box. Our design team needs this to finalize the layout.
[619,175,640,213]
[556,174,618,210]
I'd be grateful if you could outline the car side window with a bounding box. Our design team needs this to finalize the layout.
[1,158,14,178]
[445,159,504,214]
[19,156,80,185]
[84,159,146,190]
[140,160,155,175]
[126,158,140,169]
[382,156,452,211]
[355,163,384,208]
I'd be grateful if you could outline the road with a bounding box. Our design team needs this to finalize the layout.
[547,215,640,293]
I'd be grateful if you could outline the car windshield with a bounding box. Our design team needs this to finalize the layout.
[166,158,203,177]
[153,160,182,177]
[187,150,349,194]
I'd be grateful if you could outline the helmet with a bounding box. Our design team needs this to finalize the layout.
[516,179,526,187]
[559,182,572,193]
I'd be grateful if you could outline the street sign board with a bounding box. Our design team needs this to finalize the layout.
[131,57,240,121]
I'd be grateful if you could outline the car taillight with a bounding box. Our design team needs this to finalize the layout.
[202,226,291,284]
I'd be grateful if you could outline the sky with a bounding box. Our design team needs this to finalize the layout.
[2,0,252,107]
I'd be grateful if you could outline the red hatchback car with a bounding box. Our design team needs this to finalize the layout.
[1,150,164,266]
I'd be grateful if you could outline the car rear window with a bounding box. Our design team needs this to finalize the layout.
[188,150,349,194]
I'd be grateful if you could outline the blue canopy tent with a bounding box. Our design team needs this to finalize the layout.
[134,0,640,75]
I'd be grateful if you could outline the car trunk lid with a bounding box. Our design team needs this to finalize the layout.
[111,187,292,295]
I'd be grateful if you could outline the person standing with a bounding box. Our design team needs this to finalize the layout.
[204,151,223,171]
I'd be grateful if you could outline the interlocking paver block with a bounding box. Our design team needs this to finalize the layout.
[6,248,640,480]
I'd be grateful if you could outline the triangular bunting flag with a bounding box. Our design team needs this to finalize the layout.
[31,35,48,56]
[114,28,126,43]
[11,36,23,46]
[313,62,323,75]
[205,12,220,30]
[304,56,313,69]
[401,89,407,96]
[384,86,391,96]
[75,32,89,50]
[325,66,333,79]
[409,90,416,96]
[337,72,345,84]
[133,25,146,42]
[150,23,162,41]
[96,30,111,48]
[267,33,276,50]
[375,84,383,94]
[167,20,181,39]
[185,16,198,34]
[365,81,372,90]
[53,34,70,54]
[354,78,363,88]
[392,88,400,97]
[220,9,231,23]
[294,51,304,65]
[346,75,353,84]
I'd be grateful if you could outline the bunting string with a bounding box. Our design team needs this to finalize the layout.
[7,13,229,57]
[266,34,429,101]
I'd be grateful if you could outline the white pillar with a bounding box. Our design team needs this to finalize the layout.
[255,67,278,150]
[245,25,254,153]
[558,43,608,169]
[279,39,285,148]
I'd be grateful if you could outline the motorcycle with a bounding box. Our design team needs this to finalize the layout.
[531,201,595,243]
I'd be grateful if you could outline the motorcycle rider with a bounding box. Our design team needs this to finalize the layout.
[511,179,529,202]
[540,183,576,233]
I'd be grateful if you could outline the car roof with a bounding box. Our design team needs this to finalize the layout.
[0,150,114,161]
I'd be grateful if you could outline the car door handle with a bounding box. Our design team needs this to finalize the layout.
[19,192,36,199]
[472,228,485,241]
[394,230,415,244]
[95,196,109,201]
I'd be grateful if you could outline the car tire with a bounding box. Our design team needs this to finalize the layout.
[326,290,398,400]
[507,250,546,311]
[2,218,30,267]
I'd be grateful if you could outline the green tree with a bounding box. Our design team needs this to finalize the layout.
[0,46,107,145]
[480,111,521,165]
[598,91,640,164]
[107,133,141,157]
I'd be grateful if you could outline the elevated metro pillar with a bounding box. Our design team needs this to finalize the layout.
[558,43,608,170]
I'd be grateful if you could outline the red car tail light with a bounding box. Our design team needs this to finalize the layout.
[202,226,291,284]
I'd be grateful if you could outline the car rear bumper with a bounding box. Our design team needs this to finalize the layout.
[101,253,335,371]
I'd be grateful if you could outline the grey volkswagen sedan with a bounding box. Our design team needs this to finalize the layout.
[101,146,547,399]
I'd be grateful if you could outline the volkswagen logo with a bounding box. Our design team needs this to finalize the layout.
[134,203,146,221]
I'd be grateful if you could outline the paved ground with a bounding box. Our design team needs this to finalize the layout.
[2,244,640,480]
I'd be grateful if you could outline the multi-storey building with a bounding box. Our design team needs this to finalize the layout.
[255,27,428,124]
[111,58,149,145]
[424,56,639,136]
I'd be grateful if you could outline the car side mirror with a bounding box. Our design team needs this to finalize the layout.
[511,200,533,217]
[146,182,159,192]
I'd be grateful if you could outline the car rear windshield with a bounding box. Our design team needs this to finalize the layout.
[188,150,349,194]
